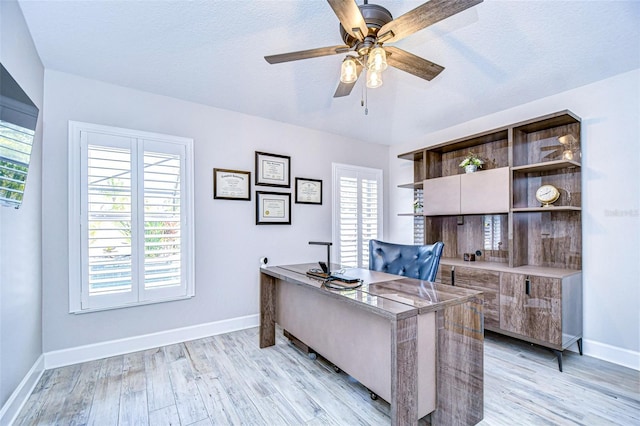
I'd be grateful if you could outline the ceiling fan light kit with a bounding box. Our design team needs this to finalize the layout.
[367,45,388,72]
[340,56,359,84]
[265,0,483,98]
[366,67,383,88]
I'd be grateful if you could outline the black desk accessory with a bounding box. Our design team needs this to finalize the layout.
[308,241,332,274]
[329,273,360,284]
[306,240,360,287]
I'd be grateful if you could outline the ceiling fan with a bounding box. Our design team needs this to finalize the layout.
[264,0,483,98]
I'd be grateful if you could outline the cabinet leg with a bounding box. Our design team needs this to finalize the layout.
[553,350,563,372]
[577,338,583,356]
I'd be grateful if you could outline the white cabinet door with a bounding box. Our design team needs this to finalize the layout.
[423,175,460,215]
[460,167,510,214]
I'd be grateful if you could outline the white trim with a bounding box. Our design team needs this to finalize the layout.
[582,338,640,371]
[43,314,259,369]
[0,355,44,426]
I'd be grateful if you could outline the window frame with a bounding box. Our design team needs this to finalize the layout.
[331,163,383,268]
[68,121,195,313]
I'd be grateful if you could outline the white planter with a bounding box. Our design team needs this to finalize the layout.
[464,165,478,173]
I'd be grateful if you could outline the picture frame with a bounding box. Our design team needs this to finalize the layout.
[255,151,291,188]
[256,191,291,225]
[295,177,323,205]
[213,168,251,200]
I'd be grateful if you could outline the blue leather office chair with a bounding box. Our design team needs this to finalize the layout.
[368,240,444,282]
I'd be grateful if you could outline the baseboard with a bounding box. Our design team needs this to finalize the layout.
[583,338,640,371]
[44,313,259,369]
[0,355,44,426]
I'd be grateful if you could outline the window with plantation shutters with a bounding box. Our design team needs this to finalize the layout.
[69,122,194,312]
[332,164,383,268]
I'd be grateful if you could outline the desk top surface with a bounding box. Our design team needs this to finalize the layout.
[261,263,482,319]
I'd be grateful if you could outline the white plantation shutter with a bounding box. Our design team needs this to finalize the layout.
[483,214,503,250]
[333,164,383,268]
[85,143,134,304]
[70,122,194,312]
[141,148,183,295]
[413,188,424,244]
[0,120,35,207]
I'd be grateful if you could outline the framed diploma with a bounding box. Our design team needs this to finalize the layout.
[256,191,291,225]
[295,177,322,205]
[255,151,291,188]
[213,168,251,200]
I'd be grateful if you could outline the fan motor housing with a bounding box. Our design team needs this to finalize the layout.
[339,3,393,46]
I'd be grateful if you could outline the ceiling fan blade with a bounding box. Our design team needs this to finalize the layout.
[377,0,483,44]
[265,45,350,64]
[385,46,444,81]
[327,0,368,42]
[333,63,363,98]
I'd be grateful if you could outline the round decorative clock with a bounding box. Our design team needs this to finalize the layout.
[535,184,560,207]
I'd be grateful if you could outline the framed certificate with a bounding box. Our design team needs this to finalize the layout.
[213,168,251,200]
[255,151,291,188]
[256,191,291,225]
[295,177,322,204]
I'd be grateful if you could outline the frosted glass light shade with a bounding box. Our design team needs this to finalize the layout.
[367,46,388,72]
[340,57,358,84]
[366,68,383,88]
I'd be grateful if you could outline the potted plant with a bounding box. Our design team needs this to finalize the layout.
[459,152,484,173]
[413,198,423,213]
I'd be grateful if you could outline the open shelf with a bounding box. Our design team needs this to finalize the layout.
[397,150,424,162]
[398,213,424,217]
[512,206,581,213]
[397,181,424,189]
[512,159,581,173]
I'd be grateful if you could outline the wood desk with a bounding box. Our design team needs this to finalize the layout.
[259,264,484,425]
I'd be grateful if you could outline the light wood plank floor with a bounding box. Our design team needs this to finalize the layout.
[13,328,640,425]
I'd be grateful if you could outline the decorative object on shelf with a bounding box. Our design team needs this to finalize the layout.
[459,152,484,173]
[213,168,251,200]
[295,177,322,204]
[413,198,423,213]
[535,184,561,207]
[558,134,577,161]
[256,191,291,225]
[255,151,291,188]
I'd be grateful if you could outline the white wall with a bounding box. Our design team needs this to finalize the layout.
[388,69,640,369]
[0,0,44,412]
[41,70,389,352]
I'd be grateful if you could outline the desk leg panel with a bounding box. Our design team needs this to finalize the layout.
[391,315,418,426]
[432,296,484,425]
[259,273,276,348]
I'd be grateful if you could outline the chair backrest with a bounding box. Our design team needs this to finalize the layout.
[368,240,444,282]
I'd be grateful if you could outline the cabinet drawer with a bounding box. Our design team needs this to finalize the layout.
[454,266,500,328]
[500,273,562,345]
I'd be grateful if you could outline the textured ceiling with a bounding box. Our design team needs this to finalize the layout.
[17,0,640,146]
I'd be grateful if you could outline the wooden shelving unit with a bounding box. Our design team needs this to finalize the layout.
[398,110,583,371]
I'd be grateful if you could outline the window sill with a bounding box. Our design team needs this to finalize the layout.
[70,293,195,314]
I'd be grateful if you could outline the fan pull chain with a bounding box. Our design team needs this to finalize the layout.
[361,84,368,115]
